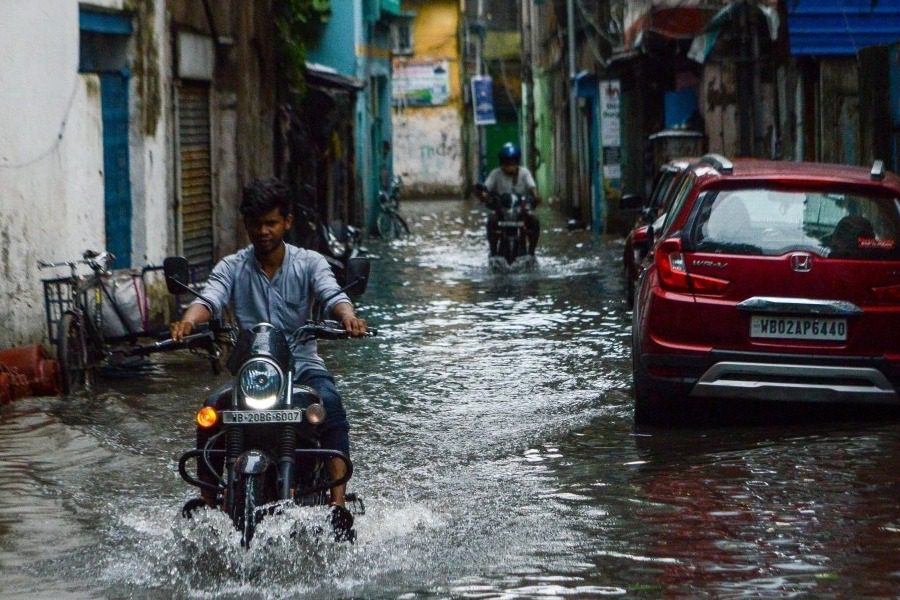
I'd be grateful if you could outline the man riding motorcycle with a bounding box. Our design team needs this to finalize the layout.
[170,177,367,536]
[478,142,542,256]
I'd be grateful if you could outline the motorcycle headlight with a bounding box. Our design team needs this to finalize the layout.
[239,359,283,410]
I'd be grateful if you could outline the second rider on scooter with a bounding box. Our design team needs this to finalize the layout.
[169,177,367,535]
[478,142,542,258]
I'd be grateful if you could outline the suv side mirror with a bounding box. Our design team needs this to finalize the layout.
[163,256,191,295]
[620,194,644,213]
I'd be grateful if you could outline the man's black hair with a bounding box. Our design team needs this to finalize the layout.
[240,177,291,218]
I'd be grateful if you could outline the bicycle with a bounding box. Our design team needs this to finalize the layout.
[376,174,410,240]
[38,250,233,395]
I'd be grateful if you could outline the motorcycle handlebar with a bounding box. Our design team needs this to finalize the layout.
[294,320,378,339]
[38,250,115,273]
[151,330,217,353]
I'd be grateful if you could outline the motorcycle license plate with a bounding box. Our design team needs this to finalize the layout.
[498,220,524,227]
[221,410,304,425]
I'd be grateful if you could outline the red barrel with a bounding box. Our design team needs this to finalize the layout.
[0,344,62,398]
[0,372,12,404]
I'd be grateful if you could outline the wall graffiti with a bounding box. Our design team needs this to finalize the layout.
[393,108,463,194]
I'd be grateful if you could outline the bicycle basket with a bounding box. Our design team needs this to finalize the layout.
[42,277,75,342]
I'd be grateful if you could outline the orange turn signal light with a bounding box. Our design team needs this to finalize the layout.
[196,406,218,428]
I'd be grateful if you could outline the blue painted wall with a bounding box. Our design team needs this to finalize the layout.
[307,3,359,76]
[309,0,398,233]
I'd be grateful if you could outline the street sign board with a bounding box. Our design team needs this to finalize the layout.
[471,75,496,126]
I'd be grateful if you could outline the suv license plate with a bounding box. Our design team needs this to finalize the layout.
[222,410,304,425]
[750,316,847,341]
[498,221,524,227]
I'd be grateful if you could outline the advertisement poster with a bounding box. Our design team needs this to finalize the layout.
[471,75,496,125]
[600,79,621,181]
[392,60,450,107]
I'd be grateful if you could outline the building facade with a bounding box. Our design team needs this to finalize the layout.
[0,0,281,349]
[307,0,399,230]
[390,0,465,197]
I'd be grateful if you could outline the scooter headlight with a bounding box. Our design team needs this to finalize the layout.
[328,236,348,258]
[239,359,283,410]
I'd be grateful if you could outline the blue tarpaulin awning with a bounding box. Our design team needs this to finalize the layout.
[788,0,900,56]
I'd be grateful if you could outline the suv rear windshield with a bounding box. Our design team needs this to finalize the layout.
[690,189,900,259]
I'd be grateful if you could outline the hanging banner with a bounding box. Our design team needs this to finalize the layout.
[471,75,496,126]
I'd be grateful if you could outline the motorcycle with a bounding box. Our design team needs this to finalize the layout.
[292,184,371,299]
[475,184,538,267]
[164,256,371,547]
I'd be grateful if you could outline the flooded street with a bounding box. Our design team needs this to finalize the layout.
[2,198,900,598]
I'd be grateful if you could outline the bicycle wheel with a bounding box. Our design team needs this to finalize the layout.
[377,211,397,239]
[392,214,410,238]
[56,312,89,395]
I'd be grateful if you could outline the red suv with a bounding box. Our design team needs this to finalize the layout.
[632,155,900,426]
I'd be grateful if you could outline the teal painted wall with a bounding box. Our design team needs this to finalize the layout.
[307,4,358,76]
[308,1,398,233]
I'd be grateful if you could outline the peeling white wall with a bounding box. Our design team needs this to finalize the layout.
[393,107,463,196]
[132,1,171,269]
[0,0,170,348]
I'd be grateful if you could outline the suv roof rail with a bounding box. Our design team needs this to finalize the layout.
[699,153,733,174]
[870,159,885,180]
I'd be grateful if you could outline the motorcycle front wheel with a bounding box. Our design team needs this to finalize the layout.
[233,474,264,547]
[56,312,90,395]
[502,235,523,264]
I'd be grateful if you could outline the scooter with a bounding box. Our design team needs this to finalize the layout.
[476,184,538,268]
[164,257,371,547]
[292,185,371,299]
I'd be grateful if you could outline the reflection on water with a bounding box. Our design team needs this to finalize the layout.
[2,199,899,598]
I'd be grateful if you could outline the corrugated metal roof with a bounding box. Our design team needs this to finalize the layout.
[788,0,900,56]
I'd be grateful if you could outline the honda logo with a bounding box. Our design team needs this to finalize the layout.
[790,253,812,272]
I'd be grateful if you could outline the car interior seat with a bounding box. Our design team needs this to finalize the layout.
[829,214,875,258]
[705,195,751,244]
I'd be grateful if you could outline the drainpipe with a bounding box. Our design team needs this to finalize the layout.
[522,1,535,173]
[749,1,765,157]
[567,0,579,213]
[475,0,486,181]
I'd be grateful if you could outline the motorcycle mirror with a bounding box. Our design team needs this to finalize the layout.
[346,257,370,298]
[163,256,191,295]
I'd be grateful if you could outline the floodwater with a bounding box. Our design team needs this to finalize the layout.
[2,199,900,599]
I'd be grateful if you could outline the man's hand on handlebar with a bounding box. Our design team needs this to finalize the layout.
[333,302,367,337]
[170,304,211,342]
[340,315,368,337]
[169,319,195,343]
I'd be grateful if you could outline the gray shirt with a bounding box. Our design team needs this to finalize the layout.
[193,243,351,376]
[484,166,537,195]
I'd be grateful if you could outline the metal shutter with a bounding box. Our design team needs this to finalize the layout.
[177,83,213,266]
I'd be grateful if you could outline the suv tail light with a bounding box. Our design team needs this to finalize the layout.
[656,238,730,295]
